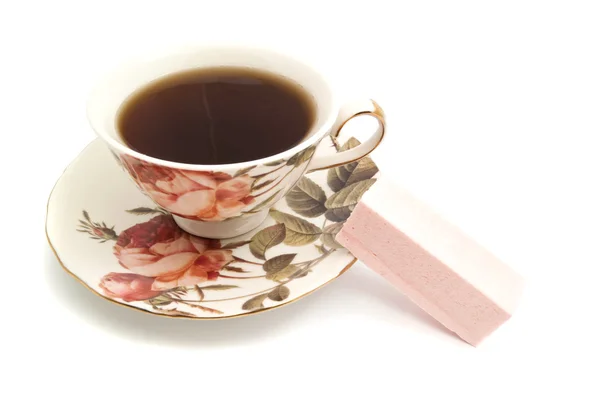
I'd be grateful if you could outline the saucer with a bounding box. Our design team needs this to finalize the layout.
[46,136,378,319]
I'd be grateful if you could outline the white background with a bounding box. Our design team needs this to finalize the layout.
[1,0,598,399]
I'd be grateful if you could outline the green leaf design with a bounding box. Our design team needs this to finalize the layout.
[250,223,286,259]
[242,293,269,311]
[126,207,164,216]
[194,285,205,301]
[246,190,282,213]
[296,146,316,166]
[268,286,290,301]
[263,253,296,273]
[198,285,240,291]
[222,266,248,273]
[170,287,187,295]
[268,265,301,282]
[325,206,354,222]
[263,254,299,282]
[327,138,378,192]
[324,179,375,222]
[287,146,316,167]
[296,269,310,278]
[252,178,276,191]
[321,223,344,249]
[286,176,327,217]
[269,210,322,245]
[184,303,224,314]
[264,159,285,167]
[221,240,251,250]
[147,295,172,306]
[82,210,91,223]
[234,165,255,177]
[286,154,299,166]
[325,179,376,210]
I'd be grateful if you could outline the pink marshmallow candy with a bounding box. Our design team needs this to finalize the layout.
[336,176,524,346]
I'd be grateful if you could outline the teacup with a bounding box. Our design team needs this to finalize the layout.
[87,45,386,239]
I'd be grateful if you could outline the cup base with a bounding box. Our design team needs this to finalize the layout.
[172,210,269,239]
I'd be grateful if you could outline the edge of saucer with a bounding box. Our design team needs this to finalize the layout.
[45,140,357,320]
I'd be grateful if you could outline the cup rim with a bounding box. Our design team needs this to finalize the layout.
[87,44,339,171]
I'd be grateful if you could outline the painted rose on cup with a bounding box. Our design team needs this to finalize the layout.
[100,215,234,301]
[121,155,255,222]
[66,135,382,317]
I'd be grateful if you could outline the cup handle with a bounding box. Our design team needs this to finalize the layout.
[306,99,386,172]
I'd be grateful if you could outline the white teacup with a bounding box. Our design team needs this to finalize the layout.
[87,45,386,239]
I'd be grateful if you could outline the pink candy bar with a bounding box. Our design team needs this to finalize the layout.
[336,177,524,346]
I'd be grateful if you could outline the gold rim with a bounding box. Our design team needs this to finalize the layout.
[310,99,386,172]
[45,140,357,320]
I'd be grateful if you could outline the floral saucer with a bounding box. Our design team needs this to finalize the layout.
[46,136,378,319]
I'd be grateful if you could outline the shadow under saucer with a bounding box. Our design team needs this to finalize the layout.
[45,244,453,348]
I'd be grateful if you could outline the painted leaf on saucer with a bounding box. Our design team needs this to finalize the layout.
[63,137,379,318]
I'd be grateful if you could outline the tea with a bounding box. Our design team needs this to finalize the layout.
[117,67,315,164]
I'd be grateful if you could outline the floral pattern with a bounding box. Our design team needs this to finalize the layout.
[99,273,163,302]
[118,145,316,223]
[121,156,255,221]
[114,214,233,291]
[73,138,378,318]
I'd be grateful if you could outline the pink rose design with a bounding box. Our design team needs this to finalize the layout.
[99,272,163,302]
[121,156,255,221]
[114,215,234,291]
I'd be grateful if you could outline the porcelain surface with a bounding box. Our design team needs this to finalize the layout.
[46,137,378,318]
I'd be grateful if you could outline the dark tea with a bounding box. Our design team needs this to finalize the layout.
[117,67,315,164]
